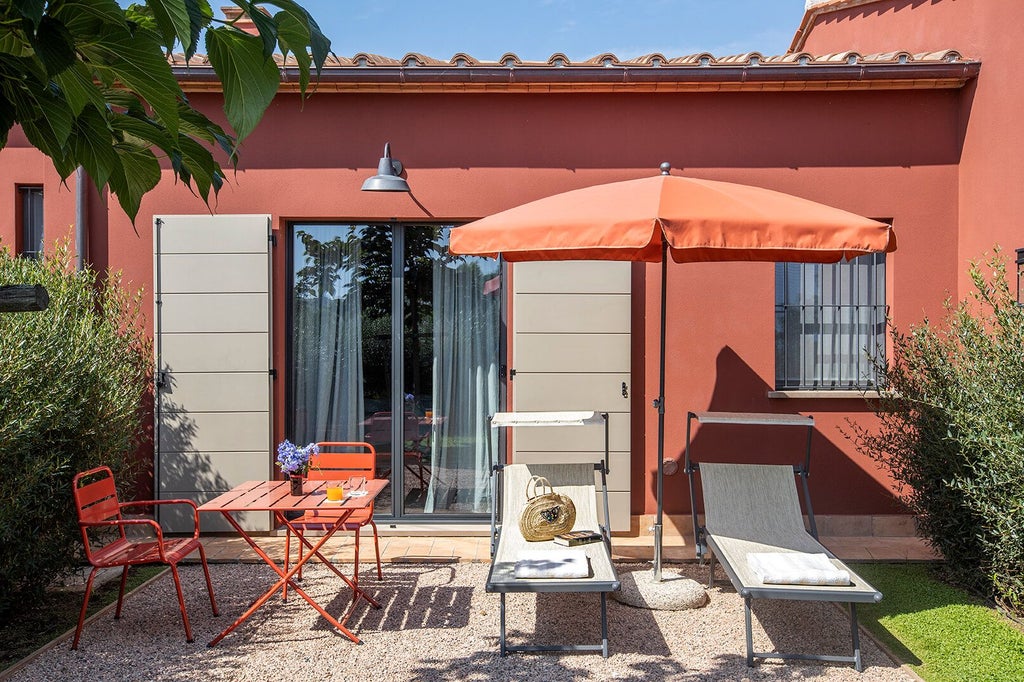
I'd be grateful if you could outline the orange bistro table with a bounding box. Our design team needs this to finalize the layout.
[198,478,388,646]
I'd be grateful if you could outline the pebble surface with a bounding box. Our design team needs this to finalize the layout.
[7,562,916,682]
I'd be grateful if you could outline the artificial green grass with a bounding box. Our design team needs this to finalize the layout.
[0,565,166,672]
[856,563,1024,682]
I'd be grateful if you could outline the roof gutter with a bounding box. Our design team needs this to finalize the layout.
[173,61,980,93]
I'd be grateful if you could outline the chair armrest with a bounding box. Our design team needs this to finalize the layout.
[120,499,201,539]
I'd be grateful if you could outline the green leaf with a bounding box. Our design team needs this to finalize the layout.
[69,104,119,190]
[109,112,175,153]
[234,1,277,59]
[30,16,77,76]
[0,91,16,150]
[107,143,162,221]
[51,0,128,39]
[54,62,106,117]
[265,0,330,74]
[176,133,224,203]
[141,0,180,50]
[177,103,235,158]
[204,26,279,142]
[101,87,147,117]
[81,24,181,137]
[0,25,33,57]
[12,0,46,29]
[275,9,309,93]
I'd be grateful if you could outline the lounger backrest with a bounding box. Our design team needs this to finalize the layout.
[501,462,600,534]
[700,463,806,545]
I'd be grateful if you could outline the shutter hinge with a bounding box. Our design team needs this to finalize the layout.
[269,368,277,379]
[268,234,277,247]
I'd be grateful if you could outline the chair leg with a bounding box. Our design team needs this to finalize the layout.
[744,596,754,667]
[353,527,361,585]
[115,565,129,618]
[499,592,507,657]
[168,564,194,644]
[296,529,306,581]
[850,603,863,672]
[283,528,291,601]
[197,543,219,616]
[600,592,609,658]
[370,521,383,579]
[72,567,99,650]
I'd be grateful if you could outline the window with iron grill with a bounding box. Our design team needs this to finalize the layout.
[774,252,886,390]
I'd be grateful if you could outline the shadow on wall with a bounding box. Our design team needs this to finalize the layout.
[654,346,906,518]
[155,370,229,530]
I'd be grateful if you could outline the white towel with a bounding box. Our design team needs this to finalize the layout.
[514,549,590,579]
[747,552,851,586]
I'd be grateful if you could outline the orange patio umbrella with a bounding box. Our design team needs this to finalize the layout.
[449,164,895,580]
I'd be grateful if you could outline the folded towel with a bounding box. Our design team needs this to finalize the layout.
[514,549,590,579]
[747,552,851,586]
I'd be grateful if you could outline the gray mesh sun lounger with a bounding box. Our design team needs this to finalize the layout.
[685,411,882,672]
[485,411,620,657]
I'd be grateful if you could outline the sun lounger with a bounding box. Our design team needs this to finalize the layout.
[485,411,620,657]
[684,411,882,671]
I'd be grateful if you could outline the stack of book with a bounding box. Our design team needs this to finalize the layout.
[553,530,603,546]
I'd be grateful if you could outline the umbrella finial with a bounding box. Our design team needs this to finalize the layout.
[659,162,671,176]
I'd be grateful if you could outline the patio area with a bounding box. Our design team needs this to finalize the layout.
[7,560,919,682]
[2,531,933,681]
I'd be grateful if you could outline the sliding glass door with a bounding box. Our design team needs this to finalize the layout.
[289,223,501,519]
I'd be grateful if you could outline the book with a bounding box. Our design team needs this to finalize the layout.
[553,530,603,546]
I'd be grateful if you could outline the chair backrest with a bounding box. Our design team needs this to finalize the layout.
[699,462,806,545]
[500,462,601,535]
[72,466,124,560]
[311,442,376,481]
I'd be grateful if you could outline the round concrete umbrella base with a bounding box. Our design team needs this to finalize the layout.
[614,568,709,611]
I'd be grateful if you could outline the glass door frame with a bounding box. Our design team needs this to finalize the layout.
[285,221,507,522]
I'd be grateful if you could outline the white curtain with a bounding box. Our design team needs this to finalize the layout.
[292,230,364,442]
[425,251,500,513]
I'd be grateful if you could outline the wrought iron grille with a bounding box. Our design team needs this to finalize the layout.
[775,253,887,390]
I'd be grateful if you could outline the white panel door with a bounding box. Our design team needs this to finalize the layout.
[512,261,632,531]
[154,215,272,532]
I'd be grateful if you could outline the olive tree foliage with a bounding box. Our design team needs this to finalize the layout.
[0,242,151,619]
[0,0,330,220]
[847,251,1024,612]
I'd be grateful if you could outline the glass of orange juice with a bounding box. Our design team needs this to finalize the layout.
[326,485,344,501]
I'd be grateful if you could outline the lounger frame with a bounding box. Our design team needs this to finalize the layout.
[684,411,882,672]
[485,411,620,657]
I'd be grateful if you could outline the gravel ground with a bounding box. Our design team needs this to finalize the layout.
[7,562,914,682]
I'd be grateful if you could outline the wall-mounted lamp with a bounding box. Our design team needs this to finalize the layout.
[361,142,410,192]
[1016,247,1023,305]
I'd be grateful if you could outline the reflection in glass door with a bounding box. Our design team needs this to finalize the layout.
[289,224,500,519]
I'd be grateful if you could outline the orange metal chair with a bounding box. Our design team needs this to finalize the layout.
[285,442,383,586]
[71,466,218,649]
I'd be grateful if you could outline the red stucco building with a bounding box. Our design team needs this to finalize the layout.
[0,0,1016,536]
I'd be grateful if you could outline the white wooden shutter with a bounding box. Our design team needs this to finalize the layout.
[154,215,273,531]
[511,261,632,531]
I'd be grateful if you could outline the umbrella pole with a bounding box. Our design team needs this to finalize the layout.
[653,241,668,581]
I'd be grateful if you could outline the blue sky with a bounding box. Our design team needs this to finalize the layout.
[284,1,811,62]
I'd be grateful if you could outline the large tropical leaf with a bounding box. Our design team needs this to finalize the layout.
[69,104,119,190]
[107,143,162,219]
[204,26,279,143]
[81,24,182,137]
[54,62,107,117]
[275,9,310,94]
[51,0,128,40]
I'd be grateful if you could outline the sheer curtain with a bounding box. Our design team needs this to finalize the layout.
[292,229,364,442]
[425,251,500,513]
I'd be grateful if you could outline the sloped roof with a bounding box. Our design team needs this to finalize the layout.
[170,49,979,93]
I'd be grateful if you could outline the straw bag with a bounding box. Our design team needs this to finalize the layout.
[519,476,576,542]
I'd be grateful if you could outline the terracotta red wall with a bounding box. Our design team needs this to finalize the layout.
[0,83,965,515]
[801,0,1024,299]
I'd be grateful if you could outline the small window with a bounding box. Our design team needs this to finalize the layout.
[18,186,44,259]
[775,253,886,390]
